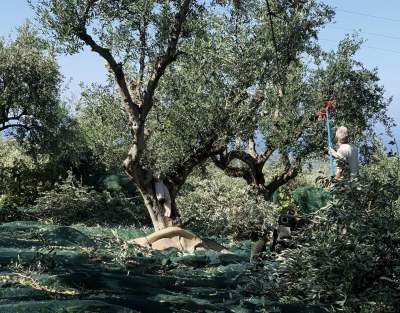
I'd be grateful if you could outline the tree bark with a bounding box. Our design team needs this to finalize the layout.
[75,0,194,231]
[213,144,302,201]
[139,184,177,231]
[257,164,300,201]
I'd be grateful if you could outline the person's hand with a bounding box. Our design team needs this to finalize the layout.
[329,147,337,157]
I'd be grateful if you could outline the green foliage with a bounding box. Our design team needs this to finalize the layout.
[0,23,63,148]
[0,25,105,206]
[362,144,400,185]
[34,172,148,226]
[143,10,264,174]
[0,128,99,207]
[269,154,400,312]
[76,84,131,171]
[292,186,332,214]
[178,166,280,239]
[272,186,298,213]
[31,0,392,211]
[0,139,45,207]
[259,35,392,161]
[33,0,205,60]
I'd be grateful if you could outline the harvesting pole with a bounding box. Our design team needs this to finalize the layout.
[326,109,334,177]
[317,100,336,177]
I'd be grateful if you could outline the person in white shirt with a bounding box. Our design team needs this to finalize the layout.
[329,126,359,179]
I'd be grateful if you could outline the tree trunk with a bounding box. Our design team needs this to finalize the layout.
[256,185,275,201]
[255,165,301,201]
[136,180,180,231]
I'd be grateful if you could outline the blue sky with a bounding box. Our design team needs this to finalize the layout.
[0,0,399,144]
[320,0,400,143]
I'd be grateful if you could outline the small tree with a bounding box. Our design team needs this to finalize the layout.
[0,23,62,147]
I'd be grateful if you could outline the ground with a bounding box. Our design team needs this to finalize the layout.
[0,221,327,313]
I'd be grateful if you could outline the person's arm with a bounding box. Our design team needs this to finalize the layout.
[329,147,340,159]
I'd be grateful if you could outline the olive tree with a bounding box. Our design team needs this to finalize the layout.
[0,23,62,147]
[33,0,235,230]
[76,84,131,172]
[211,2,392,200]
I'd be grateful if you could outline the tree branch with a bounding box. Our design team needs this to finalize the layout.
[0,123,30,132]
[248,137,257,158]
[213,156,255,184]
[168,136,224,194]
[76,1,139,119]
[260,145,275,163]
[212,147,266,185]
[263,155,302,198]
[142,0,191,119]
[137,19,148,93]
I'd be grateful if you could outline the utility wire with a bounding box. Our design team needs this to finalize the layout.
[337,9,400,23]
[330,26,400,41]
[320,38,400,55]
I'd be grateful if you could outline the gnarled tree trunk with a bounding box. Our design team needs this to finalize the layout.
[75,0,194,232]
[213,140,302,202]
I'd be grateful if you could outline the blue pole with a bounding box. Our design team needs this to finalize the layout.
[326,110,334,177]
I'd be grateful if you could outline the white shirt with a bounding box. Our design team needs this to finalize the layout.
[336,143,359,175]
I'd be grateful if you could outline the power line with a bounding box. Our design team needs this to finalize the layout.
[320,38,400,55]
[337,9,400,23]
[330,26,400,41]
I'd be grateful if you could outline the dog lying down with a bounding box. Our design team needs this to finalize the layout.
[127,226,231,253]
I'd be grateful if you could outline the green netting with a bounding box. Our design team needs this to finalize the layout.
[0,300,137,313]
[292,187,332,214]
[0,220,329,312]
[40,226,95,247]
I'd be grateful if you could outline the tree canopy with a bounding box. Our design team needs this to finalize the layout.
[32,0,392,229]
[0,23,63,150]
